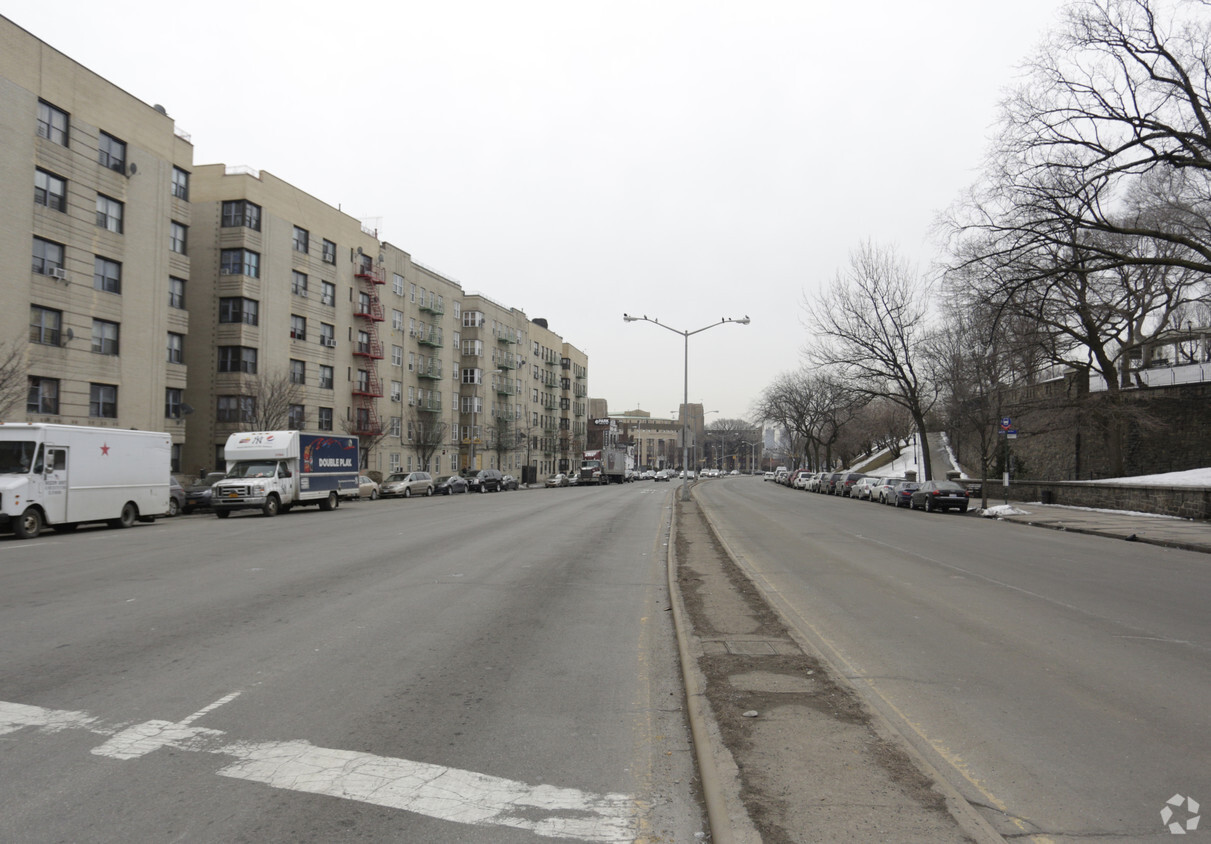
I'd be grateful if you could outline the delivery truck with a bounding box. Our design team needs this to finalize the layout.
[0,423,171,539]
[579,445,632,485]
[210,431,359,518]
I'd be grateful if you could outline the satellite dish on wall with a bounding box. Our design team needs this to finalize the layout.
[127,162,137,177]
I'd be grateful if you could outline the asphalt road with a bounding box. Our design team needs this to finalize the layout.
[695,477,1211,843]
[0,485,702,843]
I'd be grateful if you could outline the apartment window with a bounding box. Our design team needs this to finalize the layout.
[290,315,307,341]
[319,365,334,390]
[462,368,482,385]
[165,388,184,419]
[392,309,404,331]
[321,281,336,306]
[463,339,483,356]
[322,239,336,264]
[293,226,310,254]
[462,310,482,327]
[91,319,119,355]
[391,345,403,367]
[318,407,333,431]
[89,383,117,418]
[217,345,257,374]
[220,248,259,277]
[357,330,371,354]
[29,306,62,346]
[292,271,308,298]
[217,395,255,423]
[409,283,416,302]
[290,359,306,385]
[393,274,404,296]
[320,323,335,346]
[96,195,124,233]
[221,200,261,230]
[219,297,259,325]
[36,101,69,146]
[167,332,184,364]
[389,417,402,439]
[28,377,60,415]
[391,381,402,402]
[98,132,126,173]
[169,276,186,309]
[34,169,67,211]
[171,167,190,200]
[170,222,188,255]
[288,404,306,429]
[408,352,415,372]
[93,257,121,293]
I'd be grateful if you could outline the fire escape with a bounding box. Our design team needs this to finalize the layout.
[352,264,385,435]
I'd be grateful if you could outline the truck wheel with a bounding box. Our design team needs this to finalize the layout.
[319,492,338,511]
[14,507,43,539]
[215,509,231,518]
[110,502,138,529]
[262,495,280,517]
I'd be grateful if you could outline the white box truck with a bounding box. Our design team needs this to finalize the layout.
[0,423,171,539]
[210,431,359,518]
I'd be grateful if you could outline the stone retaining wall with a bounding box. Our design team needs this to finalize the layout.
[983,479,1211,520]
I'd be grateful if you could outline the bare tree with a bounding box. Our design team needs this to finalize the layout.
[804,242,939,479]
[0,338,27,421]
[243,370,304,431]
[407,410,449,474]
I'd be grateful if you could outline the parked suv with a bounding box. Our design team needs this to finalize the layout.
[380,471,434,498]
[468,468,504,493]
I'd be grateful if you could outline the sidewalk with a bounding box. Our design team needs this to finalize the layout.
[981,502,1211,554]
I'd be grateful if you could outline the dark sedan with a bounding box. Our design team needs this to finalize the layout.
[888,481,921,507]
[183,472,226,514]
[434,475,469,495]
[909,480,971,513]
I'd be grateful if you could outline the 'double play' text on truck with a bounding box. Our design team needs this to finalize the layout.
[210,431,359,518]
[0,422,171,539]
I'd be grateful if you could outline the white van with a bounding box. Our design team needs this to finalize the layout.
[0,423,171,539]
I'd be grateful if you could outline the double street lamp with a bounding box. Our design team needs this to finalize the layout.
[623,314,750,500]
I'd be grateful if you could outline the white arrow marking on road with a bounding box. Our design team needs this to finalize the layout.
[0,698,638,842]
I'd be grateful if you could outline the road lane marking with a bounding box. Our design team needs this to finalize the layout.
[0,698,638,842]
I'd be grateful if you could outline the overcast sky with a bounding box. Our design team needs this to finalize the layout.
[7,0,1068,422]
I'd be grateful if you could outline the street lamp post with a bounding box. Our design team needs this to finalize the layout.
[623,314,750,500]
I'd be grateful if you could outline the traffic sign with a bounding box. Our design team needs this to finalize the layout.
[1000,417,1012,430]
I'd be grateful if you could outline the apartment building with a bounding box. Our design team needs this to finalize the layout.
[0,17,195,469]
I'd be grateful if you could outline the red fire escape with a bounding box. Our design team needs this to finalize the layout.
[352,264,385,435]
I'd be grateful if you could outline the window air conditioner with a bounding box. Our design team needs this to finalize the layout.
[323,338,337,347]
[50,267,68,281]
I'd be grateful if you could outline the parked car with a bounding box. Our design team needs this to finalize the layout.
[353,474,380,500]
[873,477,904,504]
[545,473,569,488]
[654,470,671,482]
[380,471,434,498]
[763,471,775,481]
[889,481,921,507]
[836,472,868,497]
[910,480,971,513]
[183,471,226,514]
[852,477,880,501]
[640,469,656,480]
[819,472,844,494]
[167,477,185,516]
[468,468,504,493]
[434,475,468,495]
[792,470,814,490]
[501,474,519,490]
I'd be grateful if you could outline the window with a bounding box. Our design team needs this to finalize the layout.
[165,388,184,419]
[219,297,259,325]
[169,277,186,309]
[463,339,483,356]
[94,257,121,293]
[392,309,404,331]
[318,407,334,431]
[288,404,306,429]
[170,222,188,255]
[462,368,482,385]
[408,352,415,372]
[89,383,117,418]
[28,377,59,415]
[357,330,370,354]
[221,200,261,230]
[217,346,257,374]
[321,281,336,306]
[217,395,255,423]
[391,345,403,367]
[320,323,335,346]
[391,381,402,402]
[293,226,309,253]
[91,319,119,355]
[409,283,417,302]
[96,195,124,233]
[290,359,306,385]
[319,365,334,390]
[220,248,259,277]
[36,101,69,146]
[393,274,404,296]
[322,239,336,264]
[98,132,126,172]
[463,310,483,328]
[292,271,308,298]
[29,306,62,346]
[167,332,184,364]
[34,169,67,212]
[290,315,307,341]
[389,417,402,438]
[171,167,190,200]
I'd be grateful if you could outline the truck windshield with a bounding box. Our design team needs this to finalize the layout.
[0,441,38,474]
[227,461,279,479]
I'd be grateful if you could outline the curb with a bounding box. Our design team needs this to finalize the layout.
[993,516,1211,555]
